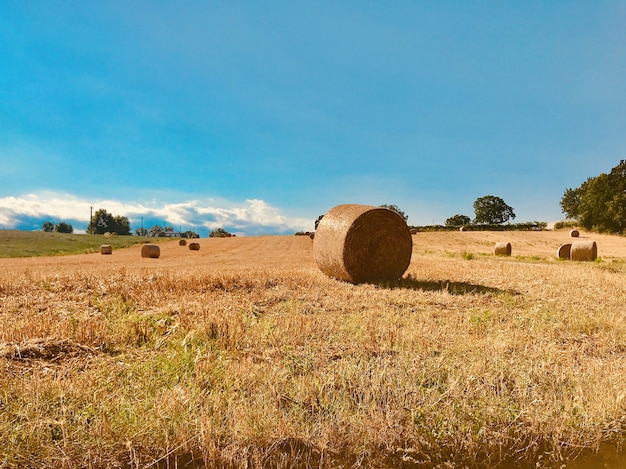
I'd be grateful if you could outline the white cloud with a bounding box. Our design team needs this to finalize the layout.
[0,192,312,235]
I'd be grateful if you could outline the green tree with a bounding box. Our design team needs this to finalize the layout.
[148,225,164,237]
[314,214,324,230]
[135,227,148,237]
[560,160,626,233]
[209,227,230,238]
[380,204,408,222]
[182,230,199,238]
[445,214,471,227]
[42,221,54,232]
[54,222,73,233]
[473,196,516,224]
[88,209,131,235]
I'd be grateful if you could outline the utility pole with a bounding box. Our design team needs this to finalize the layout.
[90,206,93,234]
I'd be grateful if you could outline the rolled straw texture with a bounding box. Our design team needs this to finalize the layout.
[189,242,200,251]
[141,244,160,259]
[570,230,580,238]
[556,243,572,260]
[313,204,412,284]
[100,245,112,255]
[179,239,187,246]
[494,242,512,256]
[570,240,597,262]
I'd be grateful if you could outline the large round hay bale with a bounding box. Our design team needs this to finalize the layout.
[570,229,580,238]
[494,242,512,256]
[189,242,200,251]
[141,244,160,259]
[100,244,112,255]
[459,226,468,232]
[570,240,597,261]
[179,239,187,246]
[313,204,412,284]
[556,243,572,259]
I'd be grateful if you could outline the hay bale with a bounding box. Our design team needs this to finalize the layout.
[570,240,597,261]
[189,242,200,251]
[309,232,315,240]
[141,244,160,259]
[570,229,580,238]
[459,226,467,232]
[494,242,512,256]
[179,239,187,246]
[100,244,112,255]
[313,204,412,284]
[556,243,572,259]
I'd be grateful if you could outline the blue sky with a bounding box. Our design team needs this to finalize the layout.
[1,1,625,235]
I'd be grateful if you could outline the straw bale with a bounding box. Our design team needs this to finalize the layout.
[570,229,580,238]
[459,226,468,232]
[179,239,187,246]
[494,242,512,256]
[141,244,160,259]
[100,244,112,255]
[570,240,597,262]
[313,204,412,284]
[556,243,572,259]
[189,242,200,251]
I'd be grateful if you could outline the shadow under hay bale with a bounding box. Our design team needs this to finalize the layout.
[557,243,572,259]
[179,239,187,246]
[570,229,580,238]
[141,244,160,259]
[189,242,200,251]
[570,240,597,261]
[313,204,412,284]
[100,244,112,255]
[494,242,512,256]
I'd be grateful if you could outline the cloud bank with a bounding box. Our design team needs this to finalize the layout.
[0,192,313,236]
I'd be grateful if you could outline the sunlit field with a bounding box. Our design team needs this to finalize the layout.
[1,230,625,468]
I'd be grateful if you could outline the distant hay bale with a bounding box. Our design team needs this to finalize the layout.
[179,239,187,246]
[313,204,413,284]
[494,242,512,256]
[189,242,200,251]
[100,244,112,255]
[409,228,417,235]
[309,232,315,240]
[570,229,580,238]
[459,226,468,232]
[141,244,160,259]
[556,243,572,259]
[104,232,112,238]
[570,240,597,262]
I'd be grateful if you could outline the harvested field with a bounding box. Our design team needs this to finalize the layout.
[1,230,625,468]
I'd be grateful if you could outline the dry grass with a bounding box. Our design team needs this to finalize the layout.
[0,231,625,468]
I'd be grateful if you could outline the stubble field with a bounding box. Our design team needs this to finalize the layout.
[1,230,625,468]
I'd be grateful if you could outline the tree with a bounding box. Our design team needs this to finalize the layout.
[314,214,324,230]
[54,222,73,234]
[560,160,626,233]
[473,196,516,225]
[380,204,408,222]
[88,209,131,235]
[148,225,164,237]
[135,227,148,237]
[209,227,231,238]
[42,221,54,232]
[445,214,471,227]
[181,230,199,238]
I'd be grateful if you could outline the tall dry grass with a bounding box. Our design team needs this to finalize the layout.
[0,234,625,468]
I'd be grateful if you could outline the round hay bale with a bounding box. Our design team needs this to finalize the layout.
[179,239,187,246]
[494,242,512,256]
[556,243,572,259]
[313,204,412,284]
[141,244,160,259]
[100,244,112,255]
[309,232,315,240]
[409,228,417,235]
[570,240,597,262]
[570,229,580,238]
[189,242,200,251]
[459,226,468,232]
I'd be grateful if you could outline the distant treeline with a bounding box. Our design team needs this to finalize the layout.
[410,222,548,232]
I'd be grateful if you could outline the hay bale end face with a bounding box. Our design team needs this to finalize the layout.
[313,204,413,284]
[494,242,512,256]
[141,244,160,259]
[570,229,580,238]
[570,240,597,261]
[556,243,572,259]
[100,245,112,255]
[189,242,200,251]
[459,226,468,232]
[179,239,187,246]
